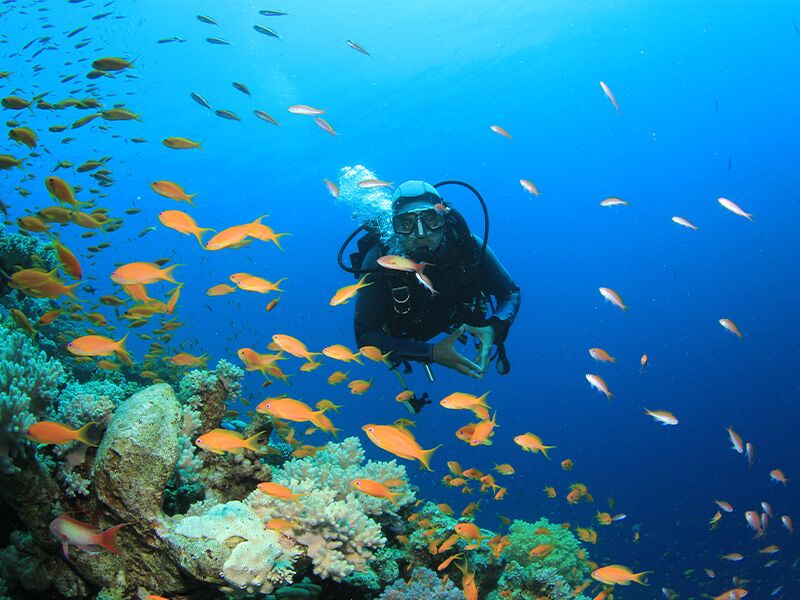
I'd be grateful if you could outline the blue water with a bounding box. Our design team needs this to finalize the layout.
[3,0,799,597]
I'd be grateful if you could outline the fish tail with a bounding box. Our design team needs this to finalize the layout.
[161,263,183,284]
[244,431,270,454]
[272,233,290,251]
[541,445,556,460]
[632,571,652,585]
[352,353,364,365]
[75,422,102,446]
[251,214,269,226]
[273,277,286,292]
[419,444,443,471]
[93,523,126,554]
[193,227,215,247]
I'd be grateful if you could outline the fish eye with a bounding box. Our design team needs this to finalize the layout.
[367,427,374,432]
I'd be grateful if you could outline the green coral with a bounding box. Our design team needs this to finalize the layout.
[485,517,591,600]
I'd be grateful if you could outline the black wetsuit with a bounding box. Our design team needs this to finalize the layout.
[354,226,521,367]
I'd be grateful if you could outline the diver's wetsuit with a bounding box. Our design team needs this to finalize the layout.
[354,231,521,366]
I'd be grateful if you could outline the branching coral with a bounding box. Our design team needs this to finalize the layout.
[0,322,66,473]
[487,517,592,600]
[247,437,414,581]
[378,566,463,599]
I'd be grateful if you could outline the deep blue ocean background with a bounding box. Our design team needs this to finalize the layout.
[3,0,800,597]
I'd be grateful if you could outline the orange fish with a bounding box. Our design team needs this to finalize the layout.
[256,482,306,507]
[543,486,556,498]
[514,432,555,459]
[519,179,540,196]
[322,344,362,364]
[266,297,280,312]
[194,429,268,455]
[440,391,490,413]
[726,427,744,454]
[265,518,296,531]
[585,374,613,399]
[271,334,321,362]
[207,283,236,296]
[167,352,208,367]
[248,222,290,250]
[25,421,101,446]
[453,522,486,544]
[489,124,512,139]
[111,262,180,285]
[362,423,441,470]
[591,564,650,586]
[769,469,787,485]
[352,479,402,505]
[437,553,463,572]
[589,348,615,363]
[719,318,742,338]
[715,499,734,512]
[257,397,325,425]
[49,515,124,558]
[67,333,130,363]
[560,458,574,471]
[327,370,349,385]
[599,286,627,311]
[359,345,391,364]
[529,543,554,558]
[640,353,648,373]
[230,273,285,294]
[323,178,339,197]
[150,180,197,204]
[48,234,82,279]
[470,412,497,446]
[493,463,515,475]
[159,210,213,246]
[204,215,267,251]
[348,379,372,395]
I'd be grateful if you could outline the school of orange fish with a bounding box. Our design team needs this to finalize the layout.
[1,2,793,600]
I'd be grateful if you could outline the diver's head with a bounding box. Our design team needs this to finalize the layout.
[391,180,446,259]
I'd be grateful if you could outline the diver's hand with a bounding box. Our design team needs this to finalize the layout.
[431,326,482,379]
[463,324,495,377]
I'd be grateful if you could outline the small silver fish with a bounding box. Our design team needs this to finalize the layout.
[346,39,370,56]
[254,110,278,126]
[138,226,156,238]
[253,24,279,38]
[206,37,230,45]
[215,109,240,121]
[197,15,218,25]
[190,92,211,109]
[232,81,250,96]
[259,9,288,16]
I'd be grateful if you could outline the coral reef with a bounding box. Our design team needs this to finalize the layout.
[249,437,414,581]
[377,566,463,599]
[485,517,592,600]
[0,321,66,474]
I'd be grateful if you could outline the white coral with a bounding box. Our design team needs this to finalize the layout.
[171,500,298,594]
[247,437,412,581]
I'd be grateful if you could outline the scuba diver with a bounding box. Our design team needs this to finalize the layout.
[340,179,520,412]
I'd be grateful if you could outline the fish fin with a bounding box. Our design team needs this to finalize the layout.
[93,523,126,554]
[162,263,183,284]
[419,444,443,471]
[75,422,102,446]
[244,431,270,454]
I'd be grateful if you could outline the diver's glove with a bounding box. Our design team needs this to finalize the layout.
[408,392,431,414]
